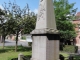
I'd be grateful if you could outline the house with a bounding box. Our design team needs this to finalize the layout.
[76,12,80,20]
[72,12,80,46]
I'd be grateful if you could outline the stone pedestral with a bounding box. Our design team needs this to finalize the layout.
[31,29,59,60]
[18,53,24,60]
[31,0,59,59]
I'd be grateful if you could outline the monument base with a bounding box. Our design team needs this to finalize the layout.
[31,33,59,60]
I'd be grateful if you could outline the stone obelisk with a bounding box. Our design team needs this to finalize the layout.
[31,0,59,60]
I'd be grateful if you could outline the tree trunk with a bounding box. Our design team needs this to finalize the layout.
[73,39,75,45]
[64,40,67,45]
[15,31,18,52]
[0,36,2,43]
[60,42,63,51]
[2,35,5,49]
[67,40,71,45]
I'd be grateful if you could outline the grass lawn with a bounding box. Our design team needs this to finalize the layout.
[60,52,69,57]
[0,45,78,60]
[60,52,69,60]
[60,45,80,60]
[0,46,32,60]
[0,46,70,60]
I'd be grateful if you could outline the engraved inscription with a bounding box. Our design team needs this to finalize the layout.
[37,2,45,21]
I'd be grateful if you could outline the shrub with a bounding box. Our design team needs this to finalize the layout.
[21,36,26,40]
[28,42,32,46]
[62,45,75,53]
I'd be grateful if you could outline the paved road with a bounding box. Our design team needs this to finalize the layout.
[0,39,28,46]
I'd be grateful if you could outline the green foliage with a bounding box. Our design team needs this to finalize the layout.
[22,15,36,34]
[60,52,69,58]
[28,42,32,46]
[21,36,26,40]
[0,46,31,60]
[57,21,75,31]
[2,1,36,51]
[2,1,28,51]
[0,8,8,48]
[60,30,76,40]
[2,1,36,35]
[54,0,77,40]
[62,45,75,53]
[73,55,80,60]
[54,0,77,21]
[0,8,7,35]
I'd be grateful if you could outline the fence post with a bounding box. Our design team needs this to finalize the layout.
[18,53,24,60]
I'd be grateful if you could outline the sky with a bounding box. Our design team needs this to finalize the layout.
[0,0,80,14]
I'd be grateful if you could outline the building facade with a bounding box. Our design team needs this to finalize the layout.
[72,20,80,46]
[72,12,80,46]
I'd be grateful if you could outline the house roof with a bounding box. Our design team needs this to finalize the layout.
[76,12,80,17]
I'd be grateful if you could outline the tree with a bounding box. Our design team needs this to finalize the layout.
[0,8,8,49]
[3,1,36,52]
[54,0,77,21]
[22,14,36,34]
[54,0,77,45]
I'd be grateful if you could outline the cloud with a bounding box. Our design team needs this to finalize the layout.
[0,5,4,10]
[33,9,38,14]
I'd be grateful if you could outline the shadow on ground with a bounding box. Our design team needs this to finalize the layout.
[0,46,32,53]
